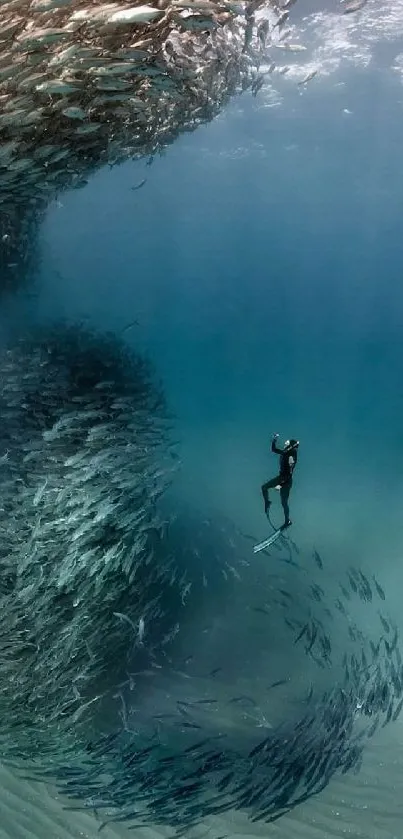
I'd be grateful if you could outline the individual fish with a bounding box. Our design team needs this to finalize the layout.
[305,622,318,654]
[298,69,318,86]
[341,0,367,12]
[275,42,307,52]
[309,583,324,602]
[228,695,257,707]
[392,696,403,722]
[379,613,390,634]
[138,617,145,643]
[336,598,347,616]
[312,549,323,569]
[347,572,358,594]
[372,575,386,601]
[267,679,288,690]
[131,179,147,191]
[294,623,309,644]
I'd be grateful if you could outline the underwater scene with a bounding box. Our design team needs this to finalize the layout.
[0,1,403,838]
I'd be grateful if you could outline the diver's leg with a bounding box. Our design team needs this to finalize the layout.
[261,476,280,514]
[280,484,291,527]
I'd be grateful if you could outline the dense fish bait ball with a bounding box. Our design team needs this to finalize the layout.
[0,0,284,212]
[0,0,298,291]
[0,322,178,760]
[24,516,403,836]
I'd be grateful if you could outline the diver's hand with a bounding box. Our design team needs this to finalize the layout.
[272,433,279,442]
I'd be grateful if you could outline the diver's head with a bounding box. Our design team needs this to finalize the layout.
[285,439,299,451]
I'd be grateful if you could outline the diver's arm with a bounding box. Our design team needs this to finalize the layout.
[271,434,283,455]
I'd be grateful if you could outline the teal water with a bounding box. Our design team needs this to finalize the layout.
[38,70,403,577]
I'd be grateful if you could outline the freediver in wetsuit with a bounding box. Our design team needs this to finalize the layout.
[261,434,299,529]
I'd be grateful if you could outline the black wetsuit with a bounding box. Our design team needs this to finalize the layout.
[261,440,298,525]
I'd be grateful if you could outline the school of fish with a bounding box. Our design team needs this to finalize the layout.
[49,539,403,835]
[0,322,179,758]
[0,322,401,834]
[0,0,303,288]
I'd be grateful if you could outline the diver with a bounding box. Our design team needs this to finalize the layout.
[261,434,299,529]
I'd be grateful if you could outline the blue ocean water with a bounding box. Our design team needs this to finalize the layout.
[37,66,403,588]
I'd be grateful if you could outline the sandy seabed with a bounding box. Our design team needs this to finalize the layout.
[1,720,403,839]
